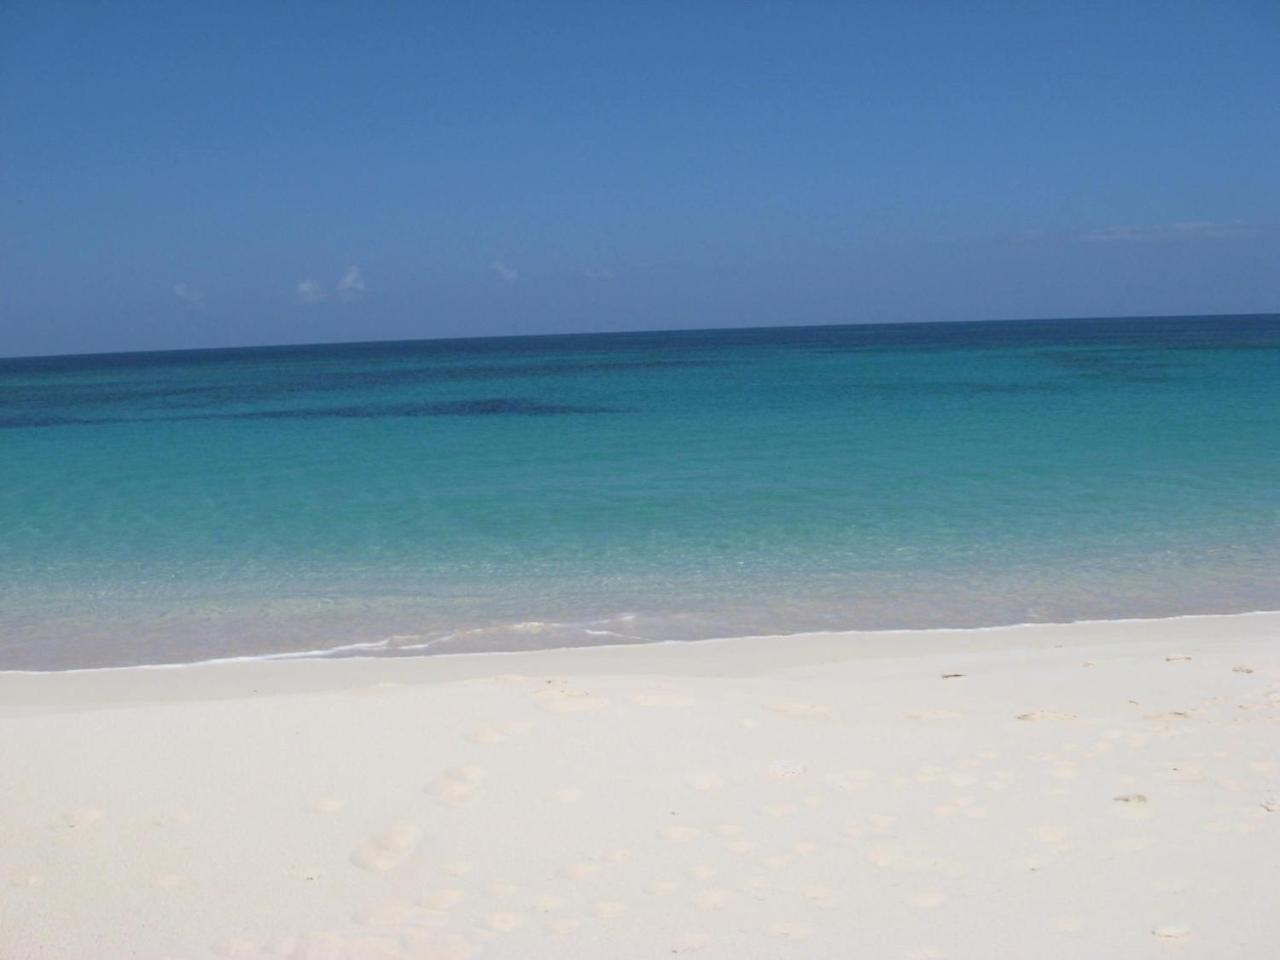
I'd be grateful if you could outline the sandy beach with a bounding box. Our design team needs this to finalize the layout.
[2,612,1278,959]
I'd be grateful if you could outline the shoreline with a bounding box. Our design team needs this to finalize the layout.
[3,610,1277,958]
[4,606,1278,681]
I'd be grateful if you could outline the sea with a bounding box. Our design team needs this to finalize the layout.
[1,314,1277,670]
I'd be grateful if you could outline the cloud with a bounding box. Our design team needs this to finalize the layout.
[173,283,205,309]
[296,280,326,304]
[491,260,519,284]
[1081,220,1255,243]
[336,265,365,300]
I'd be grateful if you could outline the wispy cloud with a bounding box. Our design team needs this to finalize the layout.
[1081,220,1256,243]
[173,283,205,309]
[296,280,326,304]
[491,260,519,284]
[336,265,366,300]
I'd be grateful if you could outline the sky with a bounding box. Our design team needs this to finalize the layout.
[1,1,1278,357]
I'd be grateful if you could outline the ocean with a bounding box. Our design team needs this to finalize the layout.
[1,314,1277,670]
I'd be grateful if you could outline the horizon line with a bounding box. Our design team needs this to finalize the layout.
[3,309,1277,364]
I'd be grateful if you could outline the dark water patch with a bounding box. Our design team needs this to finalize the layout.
[1033,350,1183,384]
[0,413,135,429]
[189,398,620,421]
[0,359,710,414]
[0,397,618,428]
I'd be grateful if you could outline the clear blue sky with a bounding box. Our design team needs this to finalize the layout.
[2,1,1277,357]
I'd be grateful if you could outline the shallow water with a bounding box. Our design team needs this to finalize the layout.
[2,314,1278,669]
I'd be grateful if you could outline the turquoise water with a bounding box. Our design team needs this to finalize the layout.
[1,314,1278,669]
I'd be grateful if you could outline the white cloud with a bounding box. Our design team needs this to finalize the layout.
[336,265,366,300]
[173,283,205,309]
[491,260,519,284]
[296,280,326,304]
[1081,220,1255,243]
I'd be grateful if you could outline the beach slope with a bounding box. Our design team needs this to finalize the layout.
[2,613,1278,959]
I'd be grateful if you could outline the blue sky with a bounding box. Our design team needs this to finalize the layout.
[2,1,1277,357]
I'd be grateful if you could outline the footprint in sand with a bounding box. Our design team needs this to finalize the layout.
[307,797,345,815]
[662,824,703,842]
[912,891,946,909]
[350,823,423,872]
[1032,826,1070,850]
[419,889,467,910]
[593,901,627,919]
[691,774,724,792]
[1165,654,1192,663]
[483,912,526,933]
[562,861,602,880]
[1152,924,1191,940]
[763,802,801,818]
[428,767,488,805]
[531,894,563,912]
[545,917,581,935]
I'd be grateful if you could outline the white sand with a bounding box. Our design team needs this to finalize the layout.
[2,612,1278,959]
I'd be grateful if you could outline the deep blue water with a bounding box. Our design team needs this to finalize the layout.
[1,314,1278,669]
